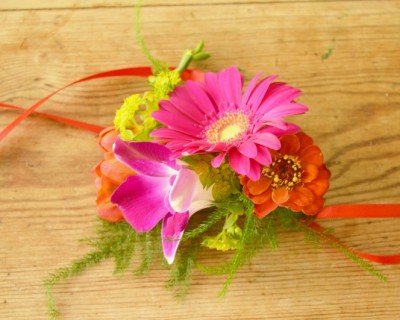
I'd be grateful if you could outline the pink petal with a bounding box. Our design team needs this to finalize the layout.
[211,152,227,168]
[168,86,208,120]
[260,122,300,136]
[113,138,176,172]
[185,81,218,114]
[253,133,281,150]
[262,103,308,119]
[258,83,302,113]
[152,109,202,135]
[169,167,199,213]
[151,127,196,141]
[126,160,177,177]
[254,145,273,166]
[246,160,261,181]
[217,66,243,106]
[246,75,277,111]
[204,72,221,103]
[162,212,189,264]
[242,72,263,105]
[228,148,250,175]
[256,118,289,131]
[238,140,258,158]
[111,175,170,232]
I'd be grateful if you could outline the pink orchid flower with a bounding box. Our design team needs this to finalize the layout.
[110,137,212,264]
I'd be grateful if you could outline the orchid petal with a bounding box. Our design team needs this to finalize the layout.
[111,175,170,232]
[125,159,177,177]
[189,199,212,216]
[169,167,200,213]
[113,137,177,172]
[162,212,189,264]
[188,177,213,216]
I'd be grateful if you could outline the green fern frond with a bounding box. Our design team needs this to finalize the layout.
[219,196,255,297]
[299,220,387,281]
[165,241,200,298]
[44,220,162,319]
[44,249,113,319]
[182,204,231,241]
[135,230,160,275]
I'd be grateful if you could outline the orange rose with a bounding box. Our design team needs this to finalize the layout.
[93,127,134,222]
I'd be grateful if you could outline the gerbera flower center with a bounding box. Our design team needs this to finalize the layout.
[262,154,302,190]
[205,112,250,144]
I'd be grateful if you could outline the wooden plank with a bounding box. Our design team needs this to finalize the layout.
[0,0,399,319]
[0,0,318,11]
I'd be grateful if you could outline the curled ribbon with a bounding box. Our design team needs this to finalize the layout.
[1,67,399,264]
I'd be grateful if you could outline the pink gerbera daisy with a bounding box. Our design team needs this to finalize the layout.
[151,66,308,181]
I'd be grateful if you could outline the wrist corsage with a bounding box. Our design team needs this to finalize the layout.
[1,18,399,320]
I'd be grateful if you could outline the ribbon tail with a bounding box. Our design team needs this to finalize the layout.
[0,103,105,134]
[0,67,153,142]
[316,204,400,219]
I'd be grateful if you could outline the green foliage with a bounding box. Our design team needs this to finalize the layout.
[176,40,211,74]
[44,250,112,319]
[45,199,386,319]
[135,229,162,275]
[276,207,321,247]
[219,195,255,296]
[44,220,161,319]
[182,199,235,241]
[135,0,165,73]
[165,239,200,299]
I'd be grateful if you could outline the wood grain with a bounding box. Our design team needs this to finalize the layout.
[0,1,399,319]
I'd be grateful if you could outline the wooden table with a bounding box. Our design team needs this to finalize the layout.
[1,1,399,319]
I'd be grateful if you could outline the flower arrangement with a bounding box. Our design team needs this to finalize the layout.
[1,9,399,320]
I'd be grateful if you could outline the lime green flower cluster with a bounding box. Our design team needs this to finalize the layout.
[114,69,181,141]
[202,212,243,251]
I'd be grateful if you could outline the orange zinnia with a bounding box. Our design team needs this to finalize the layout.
[93,127,134,222]
[240,132,330,218]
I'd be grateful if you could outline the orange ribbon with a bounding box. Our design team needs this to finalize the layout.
[1,67,399,264]
[0,67,154,141]
[313,204,400,264]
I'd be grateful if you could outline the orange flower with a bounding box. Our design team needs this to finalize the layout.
[93,127,134,222]
[240,132,330,218]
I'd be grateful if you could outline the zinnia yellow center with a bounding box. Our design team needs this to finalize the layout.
[262,154,302,190]
[206,112,249,144]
